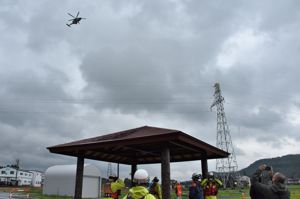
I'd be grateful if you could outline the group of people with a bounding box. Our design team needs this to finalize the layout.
[103,165,291,199]
[187,172,222,199]
[103,169,221,199]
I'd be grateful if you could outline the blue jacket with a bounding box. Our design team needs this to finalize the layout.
[189,182,203,199]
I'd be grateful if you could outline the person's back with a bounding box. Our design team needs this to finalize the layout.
[249,185,265,199]
[149,177,162,199]
[252,181,290,199]
[174,181,182,199]
[125,186,155,199]
[251,165,290,199]
[123,169,156,199]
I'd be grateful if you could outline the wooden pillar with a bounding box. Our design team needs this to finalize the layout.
[74,151,85,199]
[201,151,208,180]
[131,159,137,187]
[161,142,170,199]
[117,163,120,177]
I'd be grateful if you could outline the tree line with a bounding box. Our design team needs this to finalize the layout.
[239,154,300,179]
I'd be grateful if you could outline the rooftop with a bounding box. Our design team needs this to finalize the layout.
[48,126,229,165]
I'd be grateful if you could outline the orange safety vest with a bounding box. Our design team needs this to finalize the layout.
[204,183,217,196]
[149,183,158,196]
[104,182,118,199]
[174,184,182,195]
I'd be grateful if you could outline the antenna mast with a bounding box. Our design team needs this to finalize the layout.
[107,162,112,178]
[16,159,19,168]
[211,83,240,188]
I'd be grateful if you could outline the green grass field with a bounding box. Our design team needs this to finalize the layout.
[0,185,299,199]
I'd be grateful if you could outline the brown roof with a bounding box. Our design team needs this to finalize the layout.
[47,126,229,165]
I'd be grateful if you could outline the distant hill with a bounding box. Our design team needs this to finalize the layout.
[239,154,300,179]
[177,154,300,187]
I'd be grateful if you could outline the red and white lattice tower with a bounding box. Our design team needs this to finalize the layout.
[210,83,240,188]
[107,162,112,178]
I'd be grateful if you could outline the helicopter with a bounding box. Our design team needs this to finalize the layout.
[66,12,86,27]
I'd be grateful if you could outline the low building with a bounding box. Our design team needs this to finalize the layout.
[43,163,102,198]
[286,178,300,185]
[30,170,43,187]
[0,167,43,187]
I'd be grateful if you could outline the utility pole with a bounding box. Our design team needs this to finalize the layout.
[15,159,19,185]
[211,83,240,188]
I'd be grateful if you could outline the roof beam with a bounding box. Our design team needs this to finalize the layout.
[169,141,203,153]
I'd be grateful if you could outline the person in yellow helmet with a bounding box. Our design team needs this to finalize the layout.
[149,176,162,199]
[201,172,222,199]
[104,173,125,199]
[123,169,156,199]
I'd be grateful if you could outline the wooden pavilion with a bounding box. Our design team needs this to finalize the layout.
[47,126,229,199]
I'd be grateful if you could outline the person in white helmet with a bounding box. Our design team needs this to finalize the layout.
[174,181,182,199]
[104,173,125,199]
[123,169,156,199]
[149,176,162,199]
[189,173,203,199]
[201,172,222,199]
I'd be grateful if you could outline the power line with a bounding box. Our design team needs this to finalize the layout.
[0,76,296,100]
[0,97,213,104]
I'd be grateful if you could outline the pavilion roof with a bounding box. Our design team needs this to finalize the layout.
[47,126,229,165]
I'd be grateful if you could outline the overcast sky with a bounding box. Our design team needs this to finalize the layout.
[1,0,300,182]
